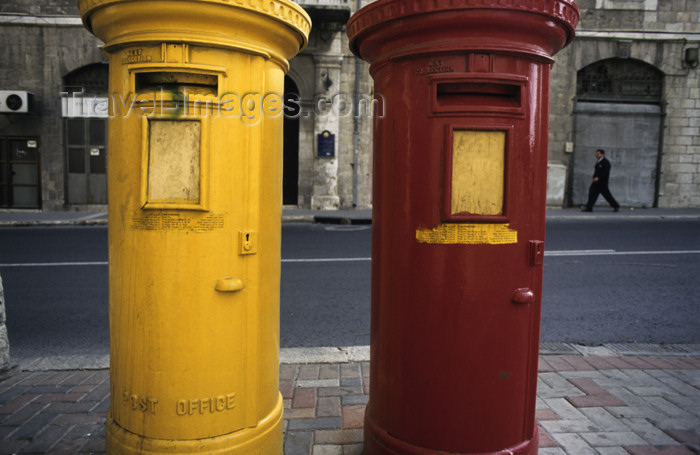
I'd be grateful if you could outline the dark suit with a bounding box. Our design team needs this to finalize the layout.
[585,157,620,211]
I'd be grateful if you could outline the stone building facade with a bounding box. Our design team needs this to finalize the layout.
[549,0,699,208]
[0,0,698,211]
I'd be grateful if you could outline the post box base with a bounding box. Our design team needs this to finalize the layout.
[364,410,538,455]
[105,394,283,454]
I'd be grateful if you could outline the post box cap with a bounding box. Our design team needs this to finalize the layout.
[348,0,579,64]
[79,0,311,60]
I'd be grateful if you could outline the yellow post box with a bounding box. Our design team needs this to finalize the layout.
[77,1,310,453]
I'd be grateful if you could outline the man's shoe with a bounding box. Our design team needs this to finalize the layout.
[613,207,619,212]
[581,208,592,212]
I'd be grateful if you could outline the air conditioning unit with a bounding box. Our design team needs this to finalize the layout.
[0,91,35,113]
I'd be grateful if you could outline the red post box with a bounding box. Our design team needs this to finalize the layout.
[348,2,578,454]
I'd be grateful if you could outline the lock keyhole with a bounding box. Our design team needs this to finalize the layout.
[239,230,257,255]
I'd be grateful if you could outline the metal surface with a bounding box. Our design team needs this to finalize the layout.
[348,1,579,453]
[77,0,309,453]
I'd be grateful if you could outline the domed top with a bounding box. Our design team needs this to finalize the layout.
[348,0,579,64]
[79,0,311,60]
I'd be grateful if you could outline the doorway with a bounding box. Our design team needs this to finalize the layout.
[0,137,41,208]
[65,118,108,205]
[283,76,300,206]
[63,63,109,205]
[571,58,663,208]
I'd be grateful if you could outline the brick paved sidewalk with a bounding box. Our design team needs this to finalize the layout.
[1,354,699,454]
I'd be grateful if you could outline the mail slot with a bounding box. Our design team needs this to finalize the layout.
[436,80,522,110]
[79,0,310,453]
[349,1,578,454]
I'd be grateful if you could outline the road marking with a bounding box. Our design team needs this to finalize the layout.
[1,250,698,268]
[545,249,700,257]
[0,261,108,267]
[281,257,371,263]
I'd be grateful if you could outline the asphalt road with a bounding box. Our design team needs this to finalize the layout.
[0,218,698,359]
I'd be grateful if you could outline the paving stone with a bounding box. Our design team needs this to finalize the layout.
[12,411,57,440]
[0,386,30,406]
[597,447,634,454]
[560,370,607,380]
[284,430,313,455]
[298,365,321,380]
[280,379,295,399]
[316,396,341,417]
[606,386,658,407]
[297,379,340,388]
[79,433,106,453]
[292,388,317,409]
[580,431,648,446]
[319,364,340,380]
[540,418,602,434]
[544,397,589,420]
[536,408,560,421]
[341,395,368,406]
[50,436,91,455]
[342,443,363,455]
[606,405,674,422]
[550,432,598,454]
[314,429,364,445]
[0,439,28,454]
[317,386,363,397]
[648,371,700,396]
[0,355,698,454]
[653,416,700,431]
[340,377,362,387]
[663,429,700,452]
[285,407,316,419]
[579,407,630,431]
[313,445,343,455]
[538,448,567,455]
[540,372,578,390]
[280,364,298,381]
[642,396,696,418]
[19,423,72,453]
[566,394,626,407]
[562,356,597,371]
[341,405,365,429]
[54,413,106,426]
[287,416,342,431]
[340,364,361,379]
[45,400,99,414]
[1,401,48,426]
[34,392,86,403]
[624,445,697,454]
[0,392,37,414]
[622,417,681,445]
[538,425,559,447]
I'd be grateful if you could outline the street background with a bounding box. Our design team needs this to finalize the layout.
[0,207,699,455]
[0,208,698,360]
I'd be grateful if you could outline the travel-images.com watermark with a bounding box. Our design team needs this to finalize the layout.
[61,87,384,123]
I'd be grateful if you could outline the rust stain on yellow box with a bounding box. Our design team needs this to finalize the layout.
[416,223,517,245]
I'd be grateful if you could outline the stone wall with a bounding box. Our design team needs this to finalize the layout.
[547,0,699,207]
[0,0,79,16]
[0,274,11,376]
[1,0,696,210]
[0,14,105,210]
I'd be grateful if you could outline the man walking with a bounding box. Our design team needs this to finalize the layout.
[582,149,620,212]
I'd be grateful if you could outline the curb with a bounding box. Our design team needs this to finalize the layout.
[12,343,700,372]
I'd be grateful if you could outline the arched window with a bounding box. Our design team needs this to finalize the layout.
[63,63,108,95]
[576,58,663,103]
